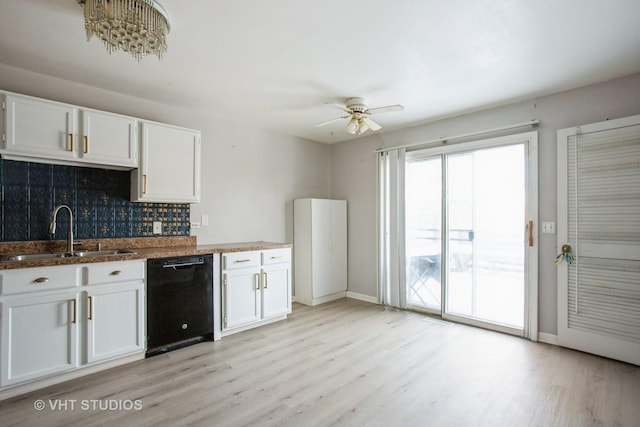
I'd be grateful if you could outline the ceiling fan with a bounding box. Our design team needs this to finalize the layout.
[315,97,404,135]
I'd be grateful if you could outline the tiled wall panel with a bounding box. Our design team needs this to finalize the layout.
[0,160,190,241]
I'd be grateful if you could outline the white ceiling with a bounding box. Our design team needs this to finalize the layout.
[0,0,639,144]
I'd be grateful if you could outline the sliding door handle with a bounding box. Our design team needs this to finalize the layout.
[528,220,534,247]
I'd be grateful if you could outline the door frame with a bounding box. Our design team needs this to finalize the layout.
[405,131,539,339]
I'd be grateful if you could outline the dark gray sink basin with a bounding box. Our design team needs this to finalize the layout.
[1,249,137,262]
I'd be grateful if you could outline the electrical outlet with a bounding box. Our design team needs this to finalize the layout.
[191,222,201,229]
[153,221,162,234]
[542,221,556,234]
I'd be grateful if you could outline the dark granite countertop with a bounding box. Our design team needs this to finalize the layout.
[0,237,292,270]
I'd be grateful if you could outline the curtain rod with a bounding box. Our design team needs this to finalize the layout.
[374,119,539,153]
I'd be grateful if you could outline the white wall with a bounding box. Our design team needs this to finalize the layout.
[0,64,331,246]
[3,63,640,336]
[330,73,640,335]
[191,125,330,244]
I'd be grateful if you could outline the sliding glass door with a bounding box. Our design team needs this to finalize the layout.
[406,157,442,311]
[406,136,533,334]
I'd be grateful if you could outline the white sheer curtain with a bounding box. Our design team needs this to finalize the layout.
[377,148,407,308]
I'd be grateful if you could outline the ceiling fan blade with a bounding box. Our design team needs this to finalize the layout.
[315,115,349,127]
[327,102,353,114]
[368,104,404,114]
[363,117,382,131]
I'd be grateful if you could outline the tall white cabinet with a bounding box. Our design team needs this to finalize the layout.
[294,198,347,306]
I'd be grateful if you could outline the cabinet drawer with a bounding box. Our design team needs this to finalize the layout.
[86,260,145,285]
[0,265,80,295]
[222,251,261,270]
[262,248,291,265]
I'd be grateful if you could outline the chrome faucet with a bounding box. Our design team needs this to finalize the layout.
[49,205,74,253]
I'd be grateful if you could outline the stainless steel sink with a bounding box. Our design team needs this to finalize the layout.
[1,249,137,262]
[1,252,73,262]
[71,249,137,257]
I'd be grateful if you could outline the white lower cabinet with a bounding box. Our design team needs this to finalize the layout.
[0,260,145,390]
[261,251,292,319]
[221,248,291,334]
[1,290,79,387]
[81,260,145,363]
[85,261,145,364]
[223,263,261,330]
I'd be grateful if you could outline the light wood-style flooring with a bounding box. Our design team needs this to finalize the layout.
[1,298,639,426]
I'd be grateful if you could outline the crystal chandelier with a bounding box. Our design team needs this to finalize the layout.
[79,0,170,61]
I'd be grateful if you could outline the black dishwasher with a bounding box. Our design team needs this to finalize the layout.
[146,254,214,357]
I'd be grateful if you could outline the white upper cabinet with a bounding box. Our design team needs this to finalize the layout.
[1,92,137,169]
[131,121,201,203]
[1,91,202,202]
[80,109,138,168]
[2,93,78,162]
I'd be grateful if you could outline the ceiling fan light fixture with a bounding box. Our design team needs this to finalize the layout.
[358,119,370,135]
[345,117,359,134]
[79,0,170,61]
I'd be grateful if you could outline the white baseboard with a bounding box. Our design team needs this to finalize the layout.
[538,332,559,345]
[346,291,379,304]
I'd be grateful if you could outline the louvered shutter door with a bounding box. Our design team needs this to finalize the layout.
[558,117,640,365]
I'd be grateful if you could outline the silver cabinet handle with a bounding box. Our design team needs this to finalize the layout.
[235,259,252,263]
[254,273,260,290]
[110,270,123,276]
[33,277,49,284]
[263,272,268,289]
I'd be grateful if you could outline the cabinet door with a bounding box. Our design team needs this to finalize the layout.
[3,94,77,161]
[85,282,144,364]
[1,292,78,387]
[80,110,138,168]
[222,268,260,330]
[329,200,348,294]
[311,199,333,297]
[133,122,201,203]
[261,263,291,319]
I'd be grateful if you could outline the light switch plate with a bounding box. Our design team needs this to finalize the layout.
[153,221,162,234]
[542,221,556,234]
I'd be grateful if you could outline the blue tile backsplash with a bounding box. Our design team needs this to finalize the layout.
[0,159,190,242]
